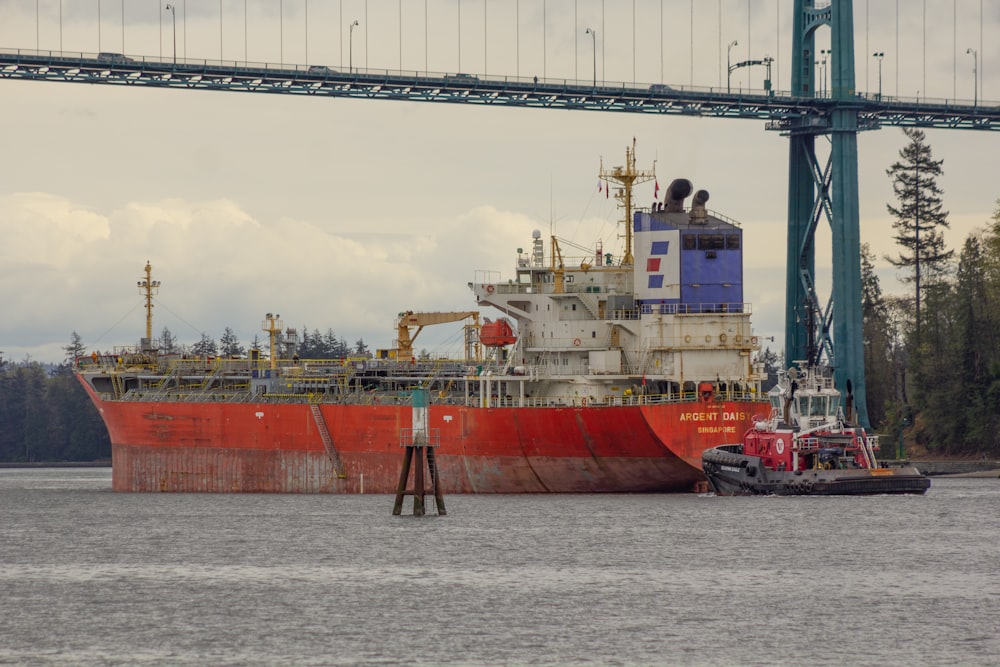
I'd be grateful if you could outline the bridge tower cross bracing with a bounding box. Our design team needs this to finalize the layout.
[783,0,869,427]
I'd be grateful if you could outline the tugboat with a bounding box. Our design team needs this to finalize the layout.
[701,363,930,495]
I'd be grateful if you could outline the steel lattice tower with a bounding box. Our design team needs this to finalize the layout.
[783,0,868,426]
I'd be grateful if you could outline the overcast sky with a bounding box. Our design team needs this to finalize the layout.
[2,0,999,363]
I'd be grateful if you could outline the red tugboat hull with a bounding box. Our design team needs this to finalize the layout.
[702,445,931,496]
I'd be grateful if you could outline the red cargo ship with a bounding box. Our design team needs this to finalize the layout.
[76,142,768,493]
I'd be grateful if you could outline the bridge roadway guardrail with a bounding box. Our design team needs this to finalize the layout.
[3,47,999,129]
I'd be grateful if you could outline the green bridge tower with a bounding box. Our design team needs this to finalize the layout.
[782,0,869,426]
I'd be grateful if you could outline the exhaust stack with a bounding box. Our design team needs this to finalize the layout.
[664,178,692,212]
[690,189,710,222]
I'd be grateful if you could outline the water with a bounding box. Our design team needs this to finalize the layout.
[1,469,998,666]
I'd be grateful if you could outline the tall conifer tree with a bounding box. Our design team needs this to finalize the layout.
[885,128,953,340]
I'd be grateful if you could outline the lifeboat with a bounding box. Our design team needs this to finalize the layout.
[480,318,517,347]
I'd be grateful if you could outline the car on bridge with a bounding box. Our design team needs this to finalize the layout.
[97,52,135,64]
[307,65,338,75]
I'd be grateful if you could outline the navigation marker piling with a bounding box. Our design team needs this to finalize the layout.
[392,389,446,516]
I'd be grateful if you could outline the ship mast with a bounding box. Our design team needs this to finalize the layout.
[262,313,283,371]
[137,261,160,344]
[599,138,656,266]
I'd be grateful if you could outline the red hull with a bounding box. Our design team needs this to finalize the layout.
[81,377,763,493]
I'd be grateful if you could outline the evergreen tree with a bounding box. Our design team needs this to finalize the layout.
[56,331,87,378]
[249,334,263,351]
[219,327,246,357]
[354,338,370,358]
[323,329,350,358]
[757,347,782,391]
[159,326,178,354]
[297,328,323,358]
[63,331,86,364]
[860,244,894,428]
[191,333,218,357]
[885,128,954,340]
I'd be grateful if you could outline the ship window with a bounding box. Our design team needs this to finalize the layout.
[800,395,830,417]
[726,234,741,249]
[683,235,697,250]
[592,331,596,337]
[698,234,725,250]
[572,304,576,311]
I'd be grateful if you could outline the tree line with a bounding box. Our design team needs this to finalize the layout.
[863,128,1000,457]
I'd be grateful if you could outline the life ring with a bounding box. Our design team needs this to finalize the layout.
[572,338,581,347]
[684,335,692,344]
[775,439,785,454]
[486,285,494,294]
[750,336,759,345]
[720,333,727,343]
[581,398,587,406]
[705,335,711,343]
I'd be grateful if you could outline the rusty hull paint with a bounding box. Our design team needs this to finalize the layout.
[82,376,762,493]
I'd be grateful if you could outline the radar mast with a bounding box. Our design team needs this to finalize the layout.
[599,138,656,266]
[137,261,161,345]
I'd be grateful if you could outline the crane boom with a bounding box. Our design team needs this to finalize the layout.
[393,310,481,361]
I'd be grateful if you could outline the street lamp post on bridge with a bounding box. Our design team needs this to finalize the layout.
[820,49,832,97]
[585,27,596,88]
[165,4,176,65]
[727,40,738,93]
[967,48,978,107]
[349,20,359,73]
[873,52,884,101]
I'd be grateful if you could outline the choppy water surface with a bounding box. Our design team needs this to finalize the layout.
[1,468,998,666]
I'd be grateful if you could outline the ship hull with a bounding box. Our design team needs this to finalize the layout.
[81,378,762,493]
[701,447,931,496]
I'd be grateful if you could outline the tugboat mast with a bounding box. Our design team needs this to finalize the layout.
[137,261,160,344]
[599,138,656,266]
